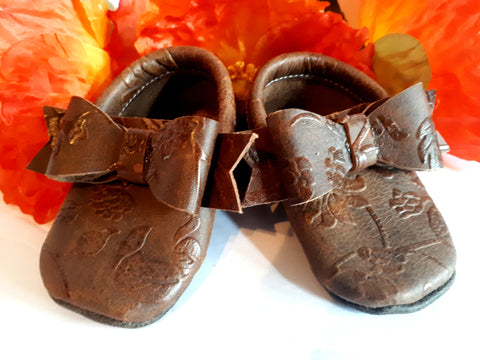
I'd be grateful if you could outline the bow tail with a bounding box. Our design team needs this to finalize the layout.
[27,97,125,181]
[27,106,66,175]
[203,132,258,212]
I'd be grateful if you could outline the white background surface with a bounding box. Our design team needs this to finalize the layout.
[1,154,479,360]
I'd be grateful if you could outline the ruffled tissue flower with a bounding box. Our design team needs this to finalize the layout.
[0,0,374,224]
[3,0,478,224]
[132,0,375,101]
[106,0,147,75]
[0,0,112,223]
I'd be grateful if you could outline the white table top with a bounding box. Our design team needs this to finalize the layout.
[1,154,479,360]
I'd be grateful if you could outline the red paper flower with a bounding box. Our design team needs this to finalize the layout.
[359,0,480,161]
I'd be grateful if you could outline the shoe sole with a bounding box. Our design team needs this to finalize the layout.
[52,272,455,325]
[52,298,172,328]
[327,272,456,315]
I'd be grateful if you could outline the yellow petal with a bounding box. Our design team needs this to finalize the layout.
[72,0,110,48]
[373,33,431,95]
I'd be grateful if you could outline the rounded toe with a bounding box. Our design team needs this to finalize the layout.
[326,245,456,313]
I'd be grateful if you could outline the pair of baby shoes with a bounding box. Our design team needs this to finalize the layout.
[29,46,455,327]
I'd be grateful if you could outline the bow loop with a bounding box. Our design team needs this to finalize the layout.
[28,97,220,213]
[145,116,219,213]
[28,96,124,181]
[365,83,443,170]
[117,127,151,184]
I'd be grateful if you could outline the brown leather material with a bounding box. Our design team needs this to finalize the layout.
[240,53,386,207]
[205,131,258,211]
[240,127,287,207]
[32,46,238,326]
[247,52,456,312]
[239,85,448,208]
[328,83,443,171]
[96,46,236,134]
[248,52,386,129]
[41,182,215,324]
[29,97,220,213]
[265,84,444,206]
[28,96,254,213]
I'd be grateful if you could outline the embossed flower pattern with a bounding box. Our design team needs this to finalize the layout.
[304,147,368,228]
[389,188,428,219]
[56,200,79,224]
[330,237,446,305]
[59,212,203,303]
[113,216,202,302]
[283,157,315,202]
[357,246,405,276]
[335,269,398,303]
[90,184,134,221]
[427,205,449,238]
[153,118,201,159]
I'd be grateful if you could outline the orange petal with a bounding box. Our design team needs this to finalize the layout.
[0,1,111,223]
[71,0,111,48]
[107,0,148,75]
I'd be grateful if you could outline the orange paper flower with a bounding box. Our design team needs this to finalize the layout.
[0,0,376,224]
[359,0,480,161]
[0,0,111,223]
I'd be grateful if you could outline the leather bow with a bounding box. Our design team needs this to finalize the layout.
[246,83,447,206]
[28,97,257,213]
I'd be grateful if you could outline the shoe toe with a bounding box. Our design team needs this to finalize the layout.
[326,239,456,311]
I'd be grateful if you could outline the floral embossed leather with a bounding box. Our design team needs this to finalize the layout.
[247,53,456,313]
[29,46,254,327]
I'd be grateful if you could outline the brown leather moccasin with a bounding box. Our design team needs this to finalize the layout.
[28,46,255,327]
[246,52,456,314]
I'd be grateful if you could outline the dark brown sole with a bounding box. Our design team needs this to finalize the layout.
[52,272,455,326]
[328,272,456,315]
[52,298,172,328]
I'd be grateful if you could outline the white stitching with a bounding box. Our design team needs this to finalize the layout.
[119,72,173,116]
[265,74,365,103]
[119,69,214,116]
[265,74,311,87]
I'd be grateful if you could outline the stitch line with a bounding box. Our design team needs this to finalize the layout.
[120,74,169,116]
[265,74,366,103]
[265,74,311,87]
[119,69,214,116]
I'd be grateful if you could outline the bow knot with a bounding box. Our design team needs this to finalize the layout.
[338,113,378,172]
